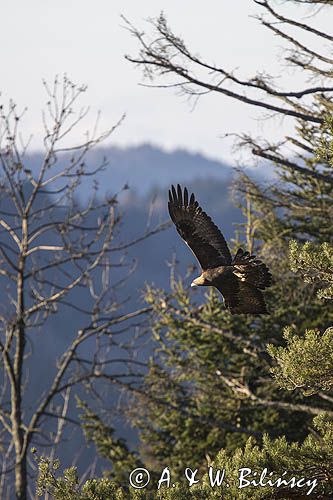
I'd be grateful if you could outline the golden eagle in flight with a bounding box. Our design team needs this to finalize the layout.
[168,184,272,314]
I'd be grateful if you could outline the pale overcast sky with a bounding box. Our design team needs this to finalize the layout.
[0,1,330,164]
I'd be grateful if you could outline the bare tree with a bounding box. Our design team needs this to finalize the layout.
[0,76,163,500]
[124,0,333,186]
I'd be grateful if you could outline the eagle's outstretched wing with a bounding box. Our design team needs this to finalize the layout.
[168,184,232,270]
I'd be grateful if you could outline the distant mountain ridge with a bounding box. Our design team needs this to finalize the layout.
[26,143,233,199]
[26,143,274,201]
[96,143,233,195]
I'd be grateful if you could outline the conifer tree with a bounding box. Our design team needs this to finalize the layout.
[36,240,333,500]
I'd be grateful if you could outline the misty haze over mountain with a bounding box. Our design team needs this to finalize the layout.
[27,143,275,200]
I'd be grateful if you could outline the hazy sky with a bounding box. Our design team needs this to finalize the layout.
[1,1,330,164]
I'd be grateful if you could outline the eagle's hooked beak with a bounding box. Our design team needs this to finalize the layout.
[191,281,198,287]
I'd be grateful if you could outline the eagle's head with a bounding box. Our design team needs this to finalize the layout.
[191,275,207,287]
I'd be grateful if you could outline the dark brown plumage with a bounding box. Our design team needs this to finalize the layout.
[168,184,272,315]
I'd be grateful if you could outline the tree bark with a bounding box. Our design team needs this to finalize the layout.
[13,216,27,500]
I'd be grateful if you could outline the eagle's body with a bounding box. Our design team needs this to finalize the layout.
[168,184,272,315]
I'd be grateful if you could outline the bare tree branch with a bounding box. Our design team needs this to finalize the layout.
[0,76,161,499]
